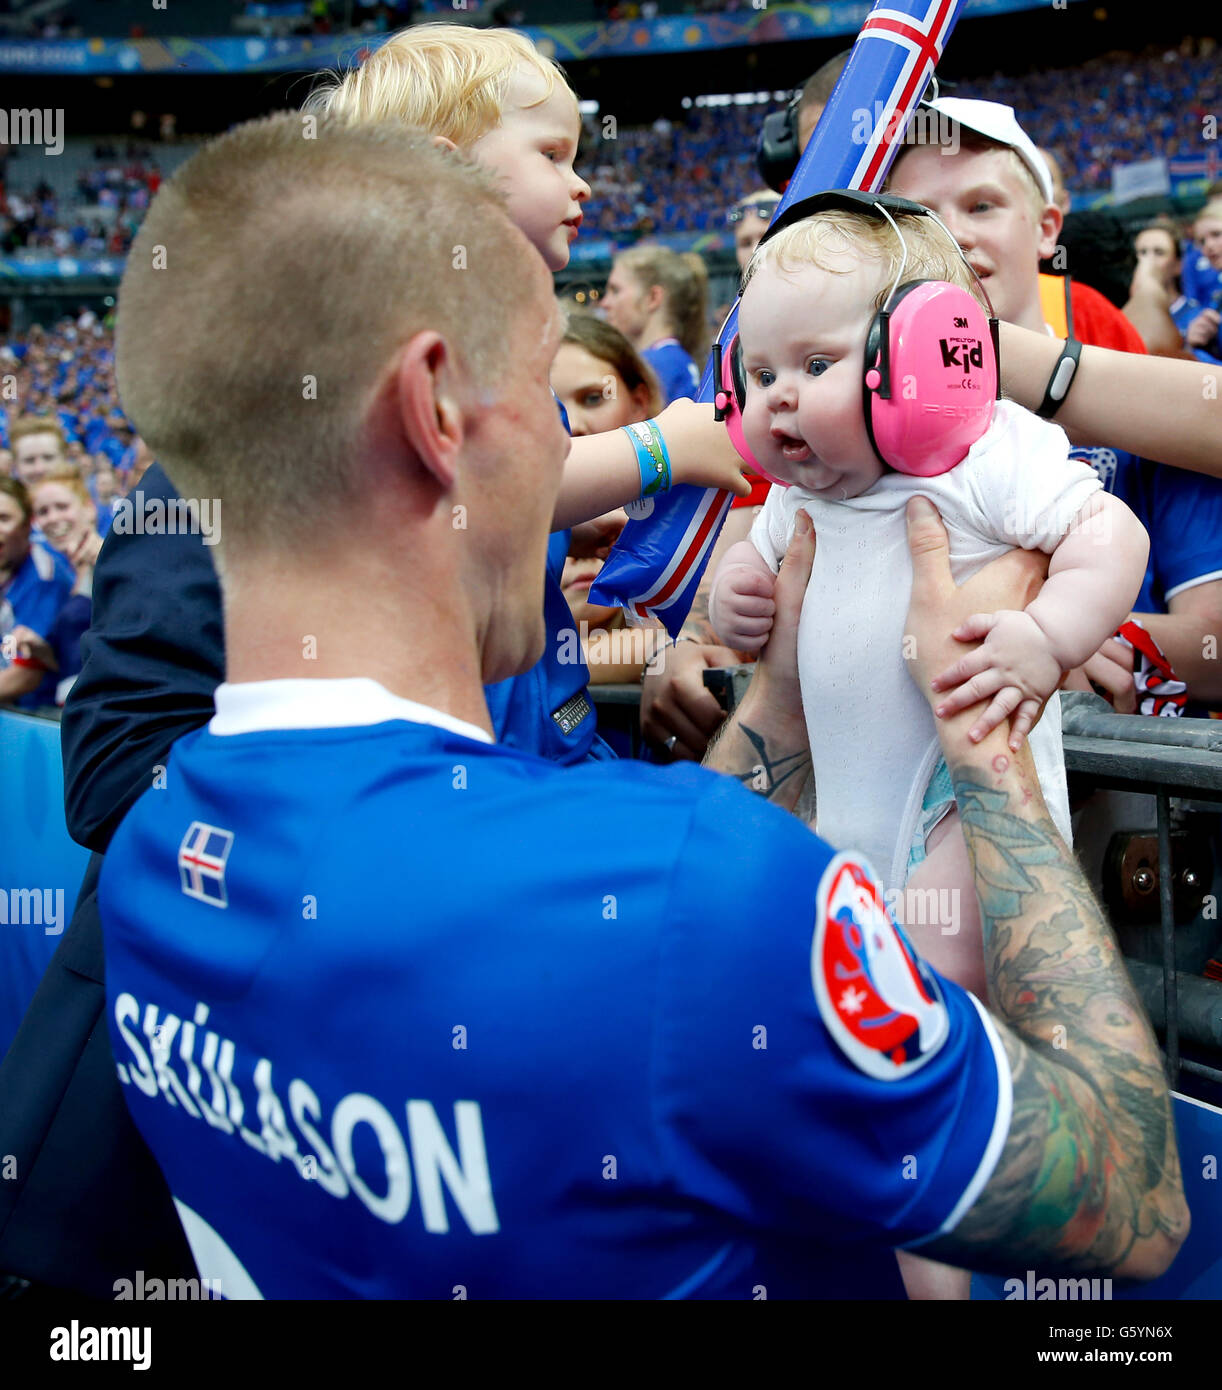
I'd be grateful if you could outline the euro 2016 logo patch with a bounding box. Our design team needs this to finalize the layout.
[812,853,948,1080]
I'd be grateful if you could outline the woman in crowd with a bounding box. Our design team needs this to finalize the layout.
[6,468,102,706]
[90,460,121,534]
[601,245,709,404]
[0,476,75,708]
[1180,200,1222,364]
[550,314,669,694]
[32,466,103,591]
[1130,215,1205,361]
[1134,217,1183,299]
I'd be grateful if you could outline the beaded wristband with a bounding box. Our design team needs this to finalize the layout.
[622,419,673,498]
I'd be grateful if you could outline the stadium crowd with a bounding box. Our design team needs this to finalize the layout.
[2,36,1221,724]
[0,41,1216,256]
[0,142,164,257]
[974,36,1219,187]
[575,39,1220,239]
[0,314,146,706]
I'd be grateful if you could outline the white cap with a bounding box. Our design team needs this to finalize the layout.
[922,97,1054,206]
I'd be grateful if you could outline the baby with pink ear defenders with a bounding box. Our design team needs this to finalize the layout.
[708,202,1149,1002]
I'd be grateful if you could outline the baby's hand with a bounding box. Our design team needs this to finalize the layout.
[709,557,777,653]
[928,609,1063,750]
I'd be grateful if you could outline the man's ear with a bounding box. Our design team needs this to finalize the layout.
[1035,202,1063,263]
[431,134,458,154]
[394,331,462,492]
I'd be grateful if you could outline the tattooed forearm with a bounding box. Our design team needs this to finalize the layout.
[922,759,1188,1279]
[704,714,811,813]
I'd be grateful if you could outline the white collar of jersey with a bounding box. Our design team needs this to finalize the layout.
[209,678,493,744]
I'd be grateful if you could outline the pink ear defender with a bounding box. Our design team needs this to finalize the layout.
[862,277,999,476]
[713,334,793,489]
[713,189,1001,484]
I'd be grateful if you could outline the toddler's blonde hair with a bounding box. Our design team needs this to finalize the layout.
[304,24,573,148]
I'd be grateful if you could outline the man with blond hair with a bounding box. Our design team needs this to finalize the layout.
[86,113,1189,1299]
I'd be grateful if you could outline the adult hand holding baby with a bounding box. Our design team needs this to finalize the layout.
[702,510,816,813]
[903,497,1051,746]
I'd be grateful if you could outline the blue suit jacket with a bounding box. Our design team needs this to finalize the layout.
[0,466,215,1295]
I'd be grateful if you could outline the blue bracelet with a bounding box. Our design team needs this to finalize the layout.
[622,420,673,498]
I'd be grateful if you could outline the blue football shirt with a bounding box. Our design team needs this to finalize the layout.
[2,542,75,708]
[483,393,598,764]
[101,679,1010,1300]
[483,529,598,764]
[1070,444,1222,614]
[1181,248,1222,308]
[1169,294,1222,365]
[642,338,701,405]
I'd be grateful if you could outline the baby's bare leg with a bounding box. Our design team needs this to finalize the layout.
[894,811,982,1300]
[901,810,985,1002]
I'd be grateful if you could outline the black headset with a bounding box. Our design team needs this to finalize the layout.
[755,91,801,193]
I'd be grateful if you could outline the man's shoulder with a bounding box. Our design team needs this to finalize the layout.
[120,717,823,868]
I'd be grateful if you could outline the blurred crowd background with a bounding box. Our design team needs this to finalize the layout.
[1,39,1217,251]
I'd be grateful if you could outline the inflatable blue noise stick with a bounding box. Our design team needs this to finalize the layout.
[589,0,969,636]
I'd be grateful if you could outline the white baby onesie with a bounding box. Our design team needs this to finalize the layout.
[749,398,1102,894]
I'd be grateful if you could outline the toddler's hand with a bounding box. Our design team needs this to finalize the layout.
[709,560,777,653]
[929,609,1063,750]
[653,399,752,498]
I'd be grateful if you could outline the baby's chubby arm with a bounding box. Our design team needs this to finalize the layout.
[930,491,1150,748]
[708,539,778,653]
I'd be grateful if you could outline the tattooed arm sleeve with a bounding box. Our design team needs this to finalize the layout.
[918,741,1189,1280]
[702,694,812,813]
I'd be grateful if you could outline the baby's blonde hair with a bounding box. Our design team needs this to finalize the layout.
[305,23,572,148]
[743,207,982,310]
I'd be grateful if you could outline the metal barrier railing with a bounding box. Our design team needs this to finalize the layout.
[591,680,1222,1092]
[1060,691,1222,1091]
